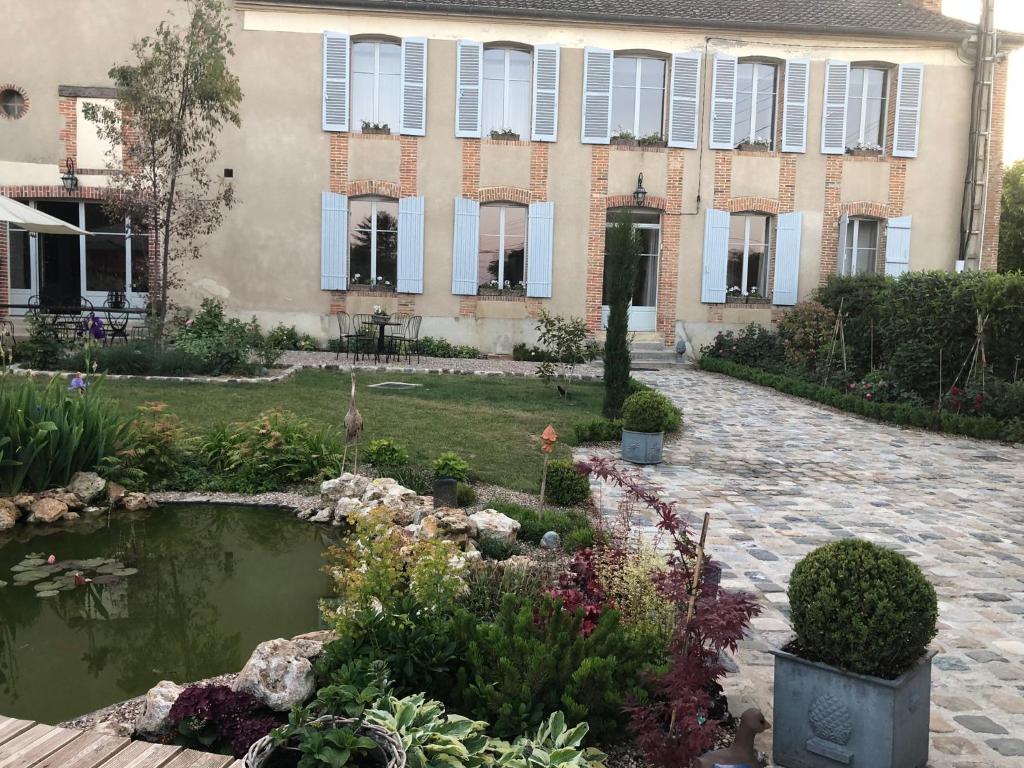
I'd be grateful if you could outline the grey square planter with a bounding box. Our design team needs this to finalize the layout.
[621,429,663,464]
[771,648,935,768]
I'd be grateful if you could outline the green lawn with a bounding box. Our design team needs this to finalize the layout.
[99,370,603,492]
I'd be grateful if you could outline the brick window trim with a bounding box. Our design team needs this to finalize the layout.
[725,196,782,215]
[479,186,531,205]
[348,179,401,199]
[840,200,891,219]
[0,83,29,121]
[605,194,669,212]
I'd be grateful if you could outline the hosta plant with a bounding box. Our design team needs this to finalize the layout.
[271,706,377,768]
[488,711,607,768]
[363,693,491,768]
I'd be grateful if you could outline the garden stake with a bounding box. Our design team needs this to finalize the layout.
[539,424,558,511]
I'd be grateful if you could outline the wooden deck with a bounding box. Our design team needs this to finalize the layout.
[0,716,245,768]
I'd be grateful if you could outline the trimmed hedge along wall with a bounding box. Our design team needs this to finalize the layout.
[700,357,1023,443]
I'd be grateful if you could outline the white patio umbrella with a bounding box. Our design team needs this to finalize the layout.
[0,194,90,235]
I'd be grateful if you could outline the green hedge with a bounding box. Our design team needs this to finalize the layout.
[700,357,1023,443]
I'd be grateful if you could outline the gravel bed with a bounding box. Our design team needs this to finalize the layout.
[150,490,319,512]
[281,350,603,379]
[470,484,544,511]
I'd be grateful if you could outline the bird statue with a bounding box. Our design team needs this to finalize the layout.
[695,708,770,768]
[342,372,364,473]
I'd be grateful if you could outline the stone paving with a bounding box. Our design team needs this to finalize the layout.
[577,366,1024,767]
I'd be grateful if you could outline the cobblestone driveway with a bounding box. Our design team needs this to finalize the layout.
[578,366,1024,766]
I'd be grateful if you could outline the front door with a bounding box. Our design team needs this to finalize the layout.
[602,209,660,332]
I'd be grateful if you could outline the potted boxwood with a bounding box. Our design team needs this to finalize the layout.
[771,539,938,768]
[620,389,679,464]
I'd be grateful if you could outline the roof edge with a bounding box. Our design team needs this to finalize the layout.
[237,0,1005,45]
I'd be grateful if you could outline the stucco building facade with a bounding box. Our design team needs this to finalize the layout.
[0,0,1012,352]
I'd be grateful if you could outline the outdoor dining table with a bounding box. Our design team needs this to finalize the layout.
[362,316,403,363]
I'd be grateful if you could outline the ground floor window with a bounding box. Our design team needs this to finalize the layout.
[479,204,527,292]
[349,197,398,288]
[602,209,661,332]
[728,213,770,297]
[840,218,879,276]
[6,200,148,306]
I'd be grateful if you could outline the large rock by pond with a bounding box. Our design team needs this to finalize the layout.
[1,480,155,529]
[27,497,69,523]
[68,471,107,504]
[469,509,521,545]
[134,680,184,737]
[0,499,19,531]
[232,638,317,711]
[311,473,433,529]
[419,508,478,548]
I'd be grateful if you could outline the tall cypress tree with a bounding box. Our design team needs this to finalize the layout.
[602,212,642,417]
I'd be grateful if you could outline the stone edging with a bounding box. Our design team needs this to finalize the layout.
[4,362,604,384]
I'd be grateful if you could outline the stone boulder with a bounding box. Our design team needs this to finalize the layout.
[540,531,561,549]
[27,497,69,524]
[11,495,35,511]
[332,497,364,524]
[68,472,107,504]
[134,680,184,737]
[41,490,84,511]
[361,477,398,504]
[308,508,333,524]
[122,492,156,512]
[232,638,316,711]
[419,508,478,548]
[0,499,20,530]
[469,509,521,545]
[320,473,369,504]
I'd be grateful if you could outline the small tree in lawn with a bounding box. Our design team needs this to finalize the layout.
[85,0,242,335]
[603,211,642,417]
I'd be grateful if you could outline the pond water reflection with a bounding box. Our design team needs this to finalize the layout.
[0,504,337,723]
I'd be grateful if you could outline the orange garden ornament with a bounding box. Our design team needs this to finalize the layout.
[539,424,558,510]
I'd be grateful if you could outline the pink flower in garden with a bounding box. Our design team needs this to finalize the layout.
[47,554,56,564]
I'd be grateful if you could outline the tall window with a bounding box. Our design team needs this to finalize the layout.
[479,204,527,292]
[349,198,398,287]
[351,40,401,131]
[734,61,777,147]
[846,67,888,149]
[8,225,31,290]
[728,214,771,297]
[603,210,661,308]
[482,46,531,138]
[841,218,879,276]
[611,56,666,138]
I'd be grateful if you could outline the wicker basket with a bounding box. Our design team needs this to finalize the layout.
[244,715,406,768]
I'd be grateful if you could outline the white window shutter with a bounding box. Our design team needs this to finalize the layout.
[893,63,925,158]
[782,59,810,153]
[526,201,554,297]
[531,45,560,142]
[709,53,737,150]
[772,212,803,305]
[400,37,428,136]
[451,197,480,295]
[837,212,850,274]
[397,196,425,293]
[321,191,349,290]
[821,60,850,155]
[668,52,702,149]
[323,32,350,132]
[885,216,912,276]
[701,208,729,303]
[581,47,613,144]
[455,40,483,138]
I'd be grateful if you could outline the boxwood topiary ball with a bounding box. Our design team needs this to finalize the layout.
[788,539,937,679]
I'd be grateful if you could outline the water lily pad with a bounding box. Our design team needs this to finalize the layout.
[78,558,107,569]
[91,575,121,585]
[112,568,138,577]
[13,570,48,583]
[0,580,7,589]
[10,564,32,573]
[95,563,123,575]
[33,581,60,592]
[21,558,45,567]
[36,590,59,598]
[58,583,76,591]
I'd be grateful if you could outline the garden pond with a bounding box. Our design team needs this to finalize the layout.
[0,504,338,724]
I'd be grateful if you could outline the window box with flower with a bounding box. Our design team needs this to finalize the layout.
[360,120,391,135]
[737,136,773,153]
[725,286,770,305]
[847,142,883,158]
[478,279,526,297]
[610,129,638,147]
[489,128,520,142]
[349,274,395,293]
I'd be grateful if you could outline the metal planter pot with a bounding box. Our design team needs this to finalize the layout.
[771,648,935,768]
[621,429,664,464]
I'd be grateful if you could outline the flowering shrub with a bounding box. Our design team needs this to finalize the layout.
[700,323,783,370]
[166,684,280,757]
[945,384,986,415]
[777,301,836,371]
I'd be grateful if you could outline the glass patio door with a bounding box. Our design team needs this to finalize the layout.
[602,209,660,332]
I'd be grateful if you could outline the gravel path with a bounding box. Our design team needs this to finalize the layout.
[280,350,603,379]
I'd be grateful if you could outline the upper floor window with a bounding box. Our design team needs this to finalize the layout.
[1,87,27,120]
[846,67,888,149]
[351,40,401,132]
[728,213,771,297]
[611,56,665,138]
[349,197,398,287]
[479,204,527,292]
[482,46,531,138]
[734,61,777,148]
[841,218,879,276]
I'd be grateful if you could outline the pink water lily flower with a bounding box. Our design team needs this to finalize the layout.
[47,554,56,564]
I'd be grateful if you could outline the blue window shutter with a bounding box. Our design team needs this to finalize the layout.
[323,32,350,132]
[837,212,850,274]
[526,201,554,298]
[581,47,613,144]
[321,191,349,290]
[709,53,737,150]
[531,44,560,142]
[397,196,425,293]
[821,60,850,155]
[781,59,810,153]
[772,212,803,306]
[885,216,912,276]
[893,64,924,158]
[451,197,480,295]
[400,37,428,136]
[668,52,702,149]
[701,208,729,303]
[455,40,483,138]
